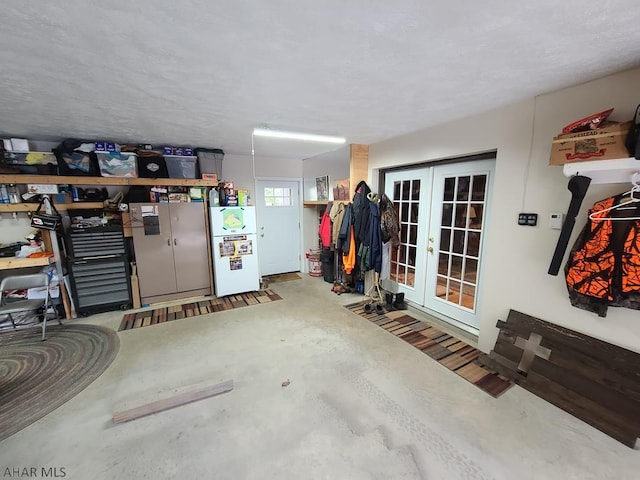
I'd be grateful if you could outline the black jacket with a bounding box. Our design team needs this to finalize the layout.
[352,181,372,245]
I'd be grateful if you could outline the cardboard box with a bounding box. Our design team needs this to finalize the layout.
[27,184,59,195]
[549,121,631,165]
[202,173,218,182]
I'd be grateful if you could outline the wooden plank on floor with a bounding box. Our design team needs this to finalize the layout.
[245,295,258,305]
[525,370,639,448]
[456,362,492,384]
[112,379,234,424]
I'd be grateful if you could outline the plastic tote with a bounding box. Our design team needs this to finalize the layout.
[97,152,138,177]
[166,155,198,179]
[196,148,224,178]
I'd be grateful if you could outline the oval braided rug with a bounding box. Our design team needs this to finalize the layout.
[0,324,119,442]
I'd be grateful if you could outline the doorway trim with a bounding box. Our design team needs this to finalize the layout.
[380,151,497,336]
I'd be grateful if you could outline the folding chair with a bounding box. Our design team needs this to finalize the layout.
[0,273,62,341]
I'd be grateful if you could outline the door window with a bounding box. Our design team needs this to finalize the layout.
[263,187,292,207]
[391,179,421,287]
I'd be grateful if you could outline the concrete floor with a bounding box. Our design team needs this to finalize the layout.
[1,275,639,479]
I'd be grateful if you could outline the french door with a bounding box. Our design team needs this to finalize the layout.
[384,169,430,305]
[384,159,494,332]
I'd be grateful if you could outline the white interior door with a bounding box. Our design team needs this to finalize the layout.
[384,169,431,305]
[256,179,301,276]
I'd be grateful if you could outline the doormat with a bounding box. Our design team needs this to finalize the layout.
[345,301,513,398]
[119,290,282,331]
[0,325,119,442]
[264,272,302,283]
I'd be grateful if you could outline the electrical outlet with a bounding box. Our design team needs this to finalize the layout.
[518,213,538,226]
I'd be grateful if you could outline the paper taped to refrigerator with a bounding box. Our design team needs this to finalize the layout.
[219,235,253,257]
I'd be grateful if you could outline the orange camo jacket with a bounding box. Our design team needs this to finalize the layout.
[566,196,640,302]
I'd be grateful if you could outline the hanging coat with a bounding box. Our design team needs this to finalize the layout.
[337,203,353,254]
[318,202,333,248]
[343,225,356,274]
[565,194,640,317]
[368,200,382,273]
[329,201,346,248]
[379,193,400,247]
[352,180,372,245]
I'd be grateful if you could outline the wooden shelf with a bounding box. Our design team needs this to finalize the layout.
[0,202,105,213]
[303,200,330,208]
[0,255,52,270]
[0,174,216,187]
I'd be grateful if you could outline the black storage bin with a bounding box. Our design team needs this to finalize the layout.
[2,152,59,175]
[53,150,100,176]
[136,152,168,178]
[321,248,335,283]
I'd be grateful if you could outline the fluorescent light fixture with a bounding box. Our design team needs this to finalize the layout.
[253,128,345,144]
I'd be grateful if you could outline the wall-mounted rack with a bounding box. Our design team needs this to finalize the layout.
[550,157,640,276]
[563,157,640,184]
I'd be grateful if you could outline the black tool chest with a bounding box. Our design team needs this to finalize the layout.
[66,225,131,315]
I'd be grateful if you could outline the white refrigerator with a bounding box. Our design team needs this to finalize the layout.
[210,206,260,297]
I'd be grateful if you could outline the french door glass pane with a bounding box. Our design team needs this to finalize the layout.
[472,175,487,201]
[441,204,453,226]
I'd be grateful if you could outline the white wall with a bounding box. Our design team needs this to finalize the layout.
[302,146,350,201]
[369,67,640,354]
[300,146,351,256]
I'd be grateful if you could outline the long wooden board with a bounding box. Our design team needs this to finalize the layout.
[112,379,233,424]
[0,173,218,187]
[0,256,52,270]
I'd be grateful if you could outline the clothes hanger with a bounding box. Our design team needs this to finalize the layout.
[589,172,640,221]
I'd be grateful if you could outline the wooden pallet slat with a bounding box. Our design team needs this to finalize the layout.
[113,379,234,424]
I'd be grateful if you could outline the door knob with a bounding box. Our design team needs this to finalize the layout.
[429,237,435,242]
[260,233,264,237]
[428,246,434,253]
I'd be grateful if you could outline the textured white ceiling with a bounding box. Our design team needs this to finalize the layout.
[2,1,640,159]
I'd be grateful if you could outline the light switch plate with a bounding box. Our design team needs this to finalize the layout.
[518,213,538,226]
